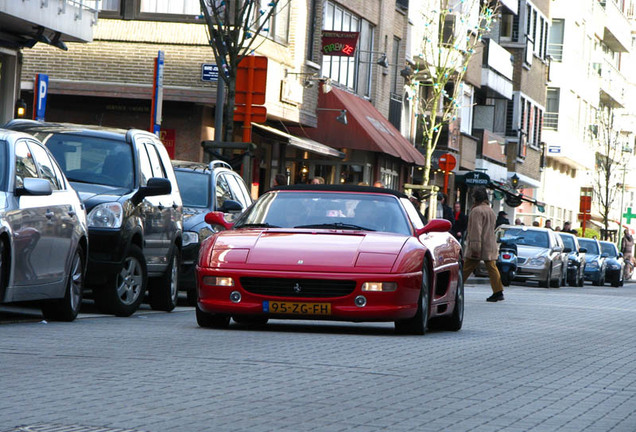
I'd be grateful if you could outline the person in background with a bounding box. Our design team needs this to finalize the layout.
[310,176,325,184]
[427,192,453,223]
[620,228,634,279]
[532,221,540,227]
[495,211,510,228]
[545,219,553,230]
[463,186,504,302]
[514,218,524,225]
[562,221,577,234]
[273,173,287,187]
[373,180,385,188]
[450,202,467,243]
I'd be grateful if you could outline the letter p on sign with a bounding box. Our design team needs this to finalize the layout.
[33,74,49,121]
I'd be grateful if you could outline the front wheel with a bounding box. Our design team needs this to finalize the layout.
[149,247,180,312]
[94,244,147,317]
[196,305,230,329]
[500,271,511,287]
[395,265,430,335]
[540,266,551,288]
[42,247,85,322]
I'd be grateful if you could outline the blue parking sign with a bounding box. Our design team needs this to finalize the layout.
[34,74,48,121]
[201,64,218,81]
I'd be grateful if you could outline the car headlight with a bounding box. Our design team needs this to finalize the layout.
[587,261,599,268]
[608,264,620,270]
[87,202,123,228]
[182,231,199,247]
[199,226,216,242]
[527,256,547,266]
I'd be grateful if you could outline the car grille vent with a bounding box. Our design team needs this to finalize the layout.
[517,258,527,265]
[240,277,356,298]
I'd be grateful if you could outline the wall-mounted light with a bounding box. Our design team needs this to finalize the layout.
[317,108,348,125]
[51,32,68,51]
[511,173,520,188]
[357,50,390,68]
[15,99,27,118]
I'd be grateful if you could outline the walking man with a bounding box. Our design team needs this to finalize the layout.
[621,228,634,279]
[463,186,504,302]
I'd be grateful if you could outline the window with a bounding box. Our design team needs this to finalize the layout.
[15,140,38,188]
[145,143,167,178]
[29,142,61,190]
[524,2,550,61]
[322,1,375,97]
[138,144,154,186]
[390,37,401,95]
[545,88,560,130]
[549,19,564,61]
[460,87,473,134]
[140,0,200,14]
[216,174,233,209]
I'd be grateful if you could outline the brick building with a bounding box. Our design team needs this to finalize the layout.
[19,1,425,194]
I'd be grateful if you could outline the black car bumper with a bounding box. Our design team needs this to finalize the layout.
[85,228,129,285]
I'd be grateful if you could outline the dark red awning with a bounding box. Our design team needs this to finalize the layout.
[290,86,426,165]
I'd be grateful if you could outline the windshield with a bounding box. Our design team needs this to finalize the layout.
[233,191,412,235]
[560,235,576,251]
[578,238,599,255]
[498,228,549,248]
[175,170,210,208]
[41,133,134,189]
[600,242,618,257]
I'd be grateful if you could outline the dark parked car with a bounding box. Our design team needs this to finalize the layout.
[172,160,252,304]
[599,241,624,287]
[7,120,182,316]
[558,232,586,286]
[0,129,88,321]
[578,237,606,286]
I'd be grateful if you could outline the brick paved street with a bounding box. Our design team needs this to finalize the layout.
[1,282,635,432]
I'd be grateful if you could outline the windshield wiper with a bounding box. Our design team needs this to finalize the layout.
[236,223,280,229]
[294,222,375,231]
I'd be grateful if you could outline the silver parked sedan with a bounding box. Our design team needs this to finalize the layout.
[495,225,567,287]
[0,129,88,321]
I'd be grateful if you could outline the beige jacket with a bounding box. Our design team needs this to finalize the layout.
[465,202,498,261]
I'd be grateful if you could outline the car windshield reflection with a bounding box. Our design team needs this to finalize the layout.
[499,228,549,248]
[233,191,411,235]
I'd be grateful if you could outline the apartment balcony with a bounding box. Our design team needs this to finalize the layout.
[481,39,514,99]
[599,0,631,53]
[0,0,96,48]
[597,59,626,108]
[498,0,518,15]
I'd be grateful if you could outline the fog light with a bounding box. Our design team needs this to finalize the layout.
[354,295,367,307]
[230,291,242,303]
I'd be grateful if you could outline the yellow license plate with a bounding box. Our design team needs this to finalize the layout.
[263,301,331,315]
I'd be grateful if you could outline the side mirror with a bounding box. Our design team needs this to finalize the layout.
[601,253,609,258]
[415,218,452,236]
[579,247,587,253]
[205,211,234,230]
[219,199,243,213]
[16,177,53,196]
[563,247,572,253]
[619,252,624,258]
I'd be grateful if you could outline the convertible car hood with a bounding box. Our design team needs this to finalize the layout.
[212,229,409,271]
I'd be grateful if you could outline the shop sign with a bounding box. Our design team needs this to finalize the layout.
[464,171,491,186]
[321,31,359,57]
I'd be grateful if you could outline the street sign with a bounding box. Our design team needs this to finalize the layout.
[150,50,164,135]
[579,195,592,213]
[235,56,268,105]
[33,73,48,121]
[464,171,490,186]
[438,153,457,171]
[623,207,636,224]
[578,212,591,222]
[233,105,267,123]
[201,63,218,82]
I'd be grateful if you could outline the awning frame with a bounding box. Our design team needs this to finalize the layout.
[252,123,345,158]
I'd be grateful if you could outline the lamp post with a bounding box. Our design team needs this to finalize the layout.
[617,162,628,247]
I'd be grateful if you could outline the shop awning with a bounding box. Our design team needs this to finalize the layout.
[252,123,345,158]
[289,86,427,165]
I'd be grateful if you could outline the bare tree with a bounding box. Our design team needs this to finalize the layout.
[593,106,629,239]
[199,0,283,142]
[412,0,497,185]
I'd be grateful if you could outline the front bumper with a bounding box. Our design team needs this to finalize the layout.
[85,228,129,285]
[605,267,622,283]
[584,266,603,282]
[512,264,549,282]
[196,268,425,322]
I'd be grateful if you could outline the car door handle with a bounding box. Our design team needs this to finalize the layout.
[45,211,54,219]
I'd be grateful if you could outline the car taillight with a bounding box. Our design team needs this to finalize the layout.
[502,253,512,259]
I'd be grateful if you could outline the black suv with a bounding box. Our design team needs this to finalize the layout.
[7,120,183,316]
[172,160,252,304]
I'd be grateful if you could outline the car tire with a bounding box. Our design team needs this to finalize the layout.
[196,304,230,329]
[41,246,85,322]
[395,265,429,335]
[94,244,147,317]
[149,247,180,312]
[0,239,7,292]
[540,266,551,288]
[186,285,197,307]
[550,265,561,288]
